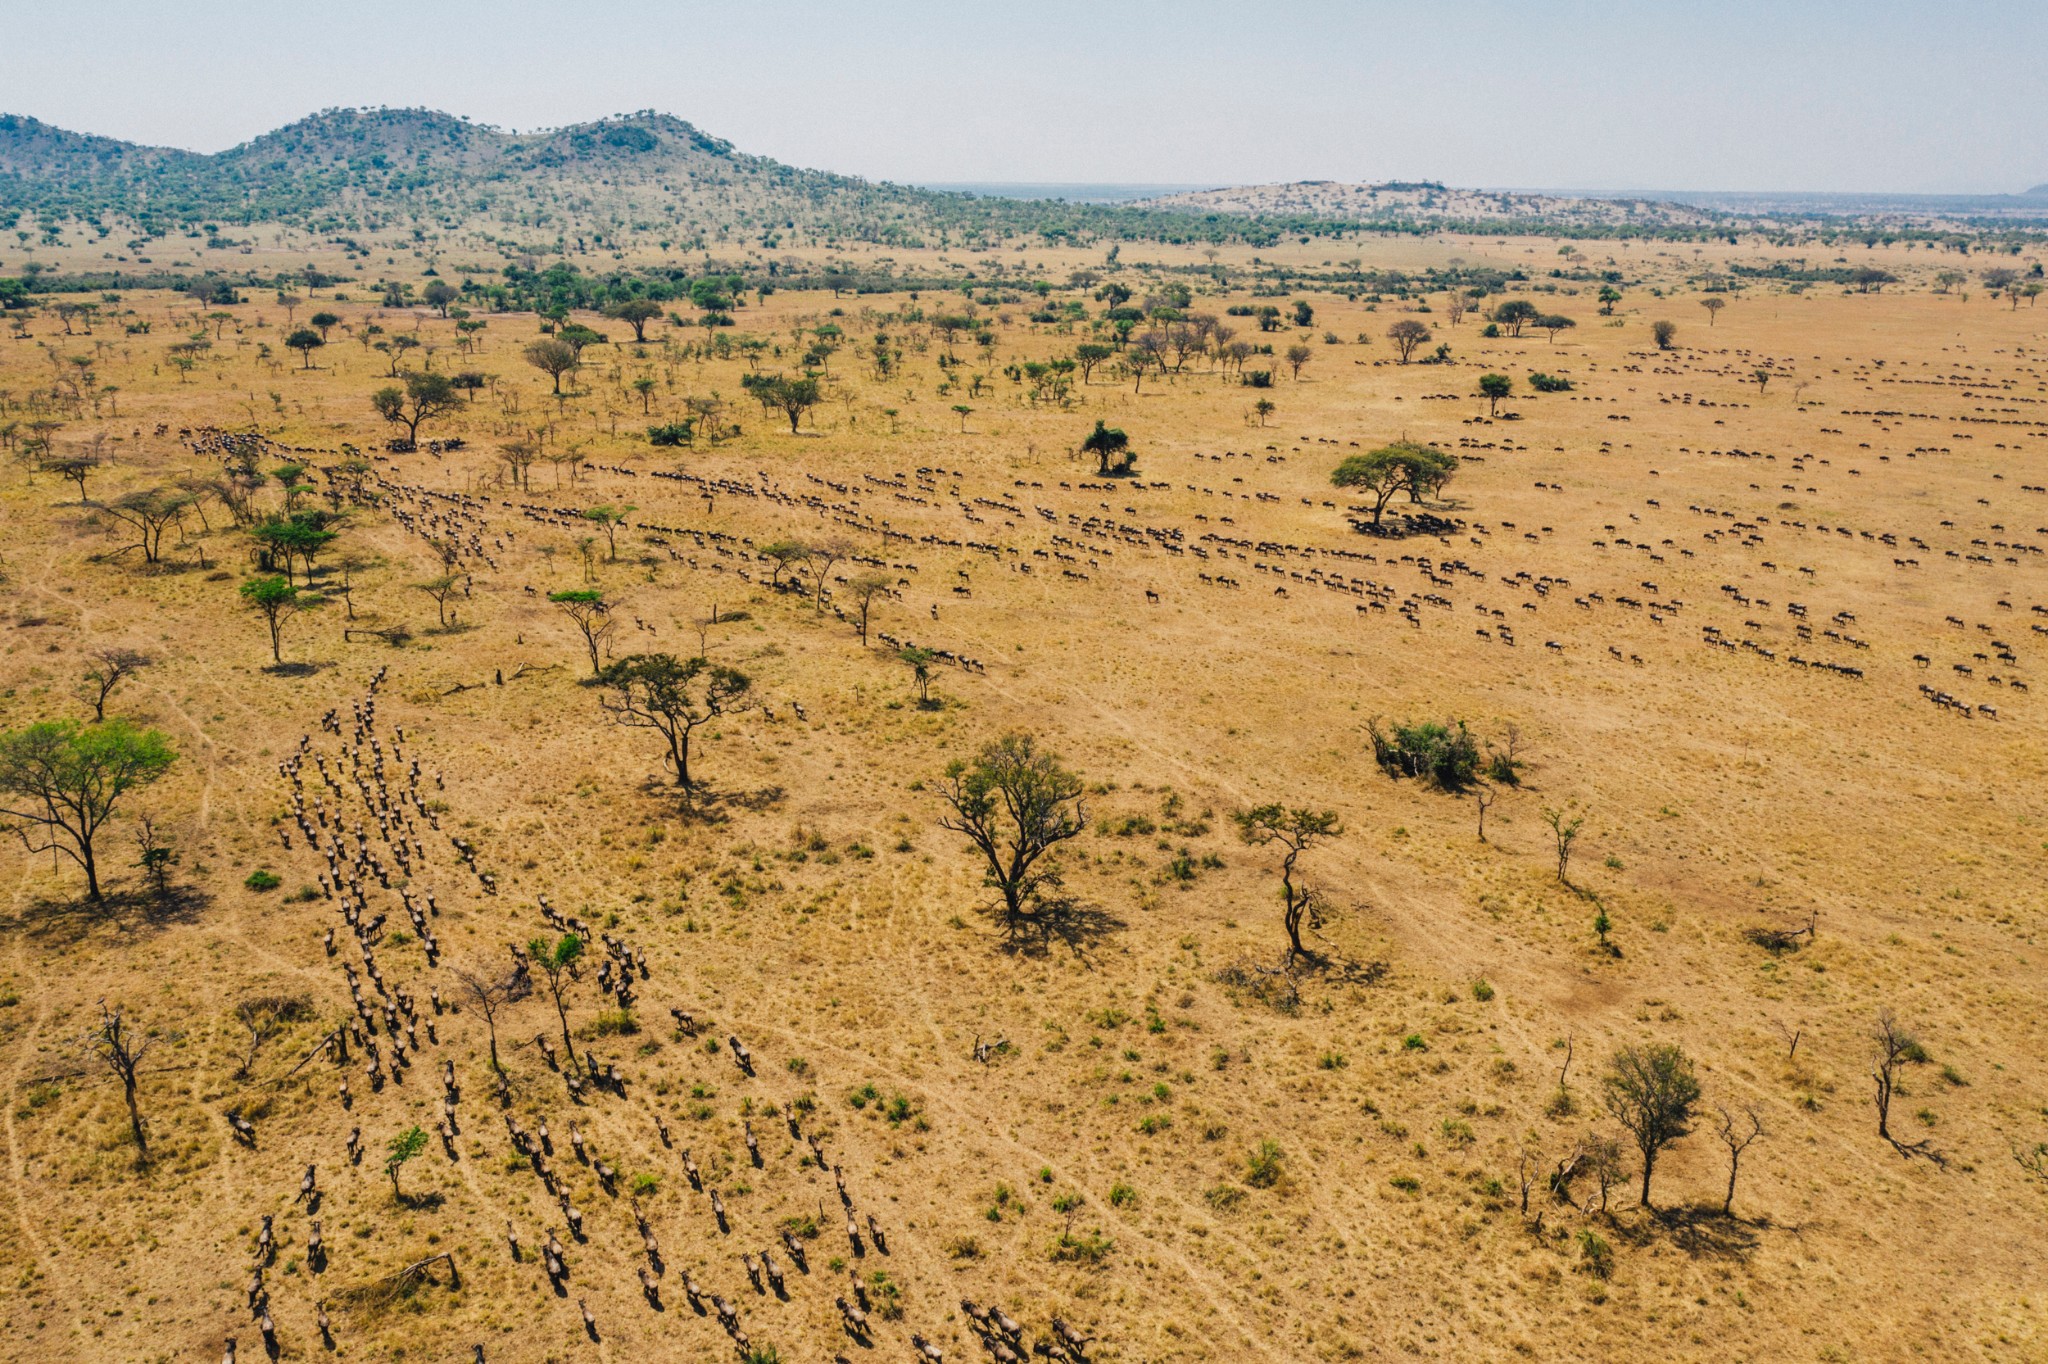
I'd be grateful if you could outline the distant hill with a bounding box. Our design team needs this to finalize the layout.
[2,110,2042,255]
[0,108,965,247]
[1132,179,1721,228]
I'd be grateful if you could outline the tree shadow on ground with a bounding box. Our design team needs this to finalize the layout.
[0,884,212,945]
[992,897,1126,963]
[264,661,327,678]
[1615,1205,1765,1262]
[636,778,787,824]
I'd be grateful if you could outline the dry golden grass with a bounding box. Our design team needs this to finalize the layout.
[1,239,2044,1364]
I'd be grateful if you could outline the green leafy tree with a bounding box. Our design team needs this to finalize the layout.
[240,575,318,665]
[1478,373,1513,416]
[1490,300,1539,337]
[284,328,325,369]
[742,373,821,433]
[371,371,461,444]
[584,505,634,562]
[385,1125,429,1199]
[1596,286,1622,315]
[1602,1043,1701,1207]
[604,298,664,342]
[1536,313,1576,343]
[308,310,340,340]
[1079,420,1131,476]
[1233,805,1342,960]
[1331,443,1455,526]
[527,933,585,1063]
[0,719,174,901]
[900,646,937,706]
[597,653,753,789]
[1074,342,1114,384]
[421,279,458,316]
[936,732,1088,931]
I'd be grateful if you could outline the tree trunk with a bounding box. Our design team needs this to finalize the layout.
[82,838,101,901]
[123,1081,146,1159]
[1639,1154,1654,1208]
[553,988,577,1064]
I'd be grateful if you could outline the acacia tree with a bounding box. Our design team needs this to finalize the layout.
[79,647,153,721]
[241,575,318,665]
[44,453,98,502]
[1285,344,1313,380]
[414,573,462,628]
[741,373,821,433]
[936,732,1087,934]
[597,652,753,790]
[548,590,615,677]
[1386,318,1432,363]
[900,645,937,706]
[372,371,461,445]
[1080,420,1132,476]
[1233,804,1342,961]
[604,298,664,342]
[1491,300,1538,337]
[585,505,634,562]
[285,328,325,369]
[0,719,174,901]
[1601,1042,1701,1207]
[846,571,891,645]
[1700,296,1726,326]
[1331,443,1453,526]
[758,539,812,589]
[100,487,191,565]
[525,338,581,394]
[88,1002,156,1164]
[527,933,584,1064]
[804,535,850,611]
[1478,373,1513,417]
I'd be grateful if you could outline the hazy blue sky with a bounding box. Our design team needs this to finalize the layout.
[10,0,2044,193]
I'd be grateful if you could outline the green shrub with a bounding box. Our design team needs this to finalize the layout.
[1108,1182,1136,1208]
[244,869,282,892]
[1389,1174,1421,1192]
[1368,718,1481,790]
[1244,1140,1283,1188]
[593,1009,639,1036]
[1577,1228,1613,1278]
[1472,979,1496,1002]
[1527,371,1573,393]
[1048,1228,1113,1264]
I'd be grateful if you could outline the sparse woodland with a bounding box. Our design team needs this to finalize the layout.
[0,115,2045,1364]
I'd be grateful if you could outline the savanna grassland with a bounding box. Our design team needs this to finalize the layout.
[1,218,2046,1364]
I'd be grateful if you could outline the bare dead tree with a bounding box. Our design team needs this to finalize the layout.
[233,996,310,1081]
[1771,1019,1803,1060]
[88,1001,155,1164]
[1715,1104,1765,1216]
[454,961,530,1072]
[1474,785,1497,842]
